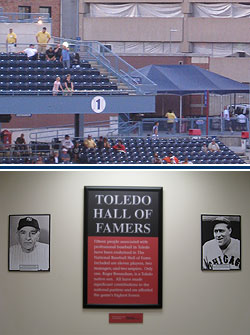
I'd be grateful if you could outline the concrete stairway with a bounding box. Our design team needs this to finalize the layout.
[88,60,136,94]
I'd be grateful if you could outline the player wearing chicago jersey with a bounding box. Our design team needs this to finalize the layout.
[202,216,240,270]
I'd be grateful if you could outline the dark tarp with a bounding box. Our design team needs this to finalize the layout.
[135,64,249,95]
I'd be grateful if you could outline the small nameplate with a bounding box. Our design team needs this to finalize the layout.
[213,264,230,270]
[19,264,39,271]
[109,313,143,323]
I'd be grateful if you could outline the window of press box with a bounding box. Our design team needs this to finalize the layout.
[39,6,52,18]
[18,6,31,20]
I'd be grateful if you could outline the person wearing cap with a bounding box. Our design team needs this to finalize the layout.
[60,44,71,69]
[208,139,220,152]
[61,134,74,160]
[202,216,240,270]
[36,27,51,55]
[84,135,96,149]
[20,44,38,60]
[60,148,71,163]
[9,217,49,271]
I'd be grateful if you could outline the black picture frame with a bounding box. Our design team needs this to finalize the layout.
[201,214,241,271]
[8,214,50,272]
[83,186,163,308]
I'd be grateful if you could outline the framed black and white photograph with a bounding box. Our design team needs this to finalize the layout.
[9,214,50,271]
[201,214,241,271]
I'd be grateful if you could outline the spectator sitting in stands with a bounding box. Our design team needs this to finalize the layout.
[201,143,208,153]
[0,138,5,155]
[49,151,60,164]
[64,74,74,96]
[163,152,179,164]
[20,44,38,60]
[84,135,96,149]
[73,142,81,163]
[15,133,27,154]
[36,155,44,164]
[61,148,71,164]
[54,44,62,61]
[52,76,63,96]
[97,136,104,149]
[72,52,80,66]
[61,134,74,158]
[103,137,111,149]
[152,152,162,164]
[182,157,193,164]
[113,140,126,153]
[208,139,220,152]
[46,46,56,61]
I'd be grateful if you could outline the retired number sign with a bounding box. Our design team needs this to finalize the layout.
[83,186,163,308]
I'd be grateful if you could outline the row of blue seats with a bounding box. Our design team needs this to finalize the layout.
[0,53,27,60]
[0,59,91,68]
[0,66,100,75]
[0,74,110,83]
[0,82,117,90]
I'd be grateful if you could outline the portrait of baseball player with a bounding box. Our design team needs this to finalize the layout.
[9,215,50,271]
[201,214,241,271]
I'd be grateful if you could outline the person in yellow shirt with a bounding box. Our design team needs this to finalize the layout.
[165,109,177,134]
[36,27,51,55]
[6,28,17,53]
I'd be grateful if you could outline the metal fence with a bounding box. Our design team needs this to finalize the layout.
[140,116,249,137]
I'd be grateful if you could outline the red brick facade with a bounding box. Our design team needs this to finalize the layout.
[0,0,60,36]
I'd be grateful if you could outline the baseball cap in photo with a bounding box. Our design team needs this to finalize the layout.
[17,217,40,230]
[211,216,231,226]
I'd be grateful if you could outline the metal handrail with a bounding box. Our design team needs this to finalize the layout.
[0,12,51,23]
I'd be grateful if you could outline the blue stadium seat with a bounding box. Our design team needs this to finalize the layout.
[0,53,9,61]
[0,82,8,90]
[18,67,28,75]
[0,74,8,82]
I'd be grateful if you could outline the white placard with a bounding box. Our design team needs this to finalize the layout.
[91,96,106,113]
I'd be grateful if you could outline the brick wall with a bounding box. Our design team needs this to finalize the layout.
[0,0,60,37]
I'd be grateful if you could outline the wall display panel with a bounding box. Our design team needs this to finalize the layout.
[201,214,241,271]
[83,186,163,308]
[8,214,50,272]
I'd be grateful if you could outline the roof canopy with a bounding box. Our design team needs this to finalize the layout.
[135,64,249,95]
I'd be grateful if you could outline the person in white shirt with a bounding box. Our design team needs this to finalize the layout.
[20,44,38,60]
[9,217,49,271]
[61,134,74,159]
[223,106,233,133]
[208,139,220,152]
[237,113,247,131]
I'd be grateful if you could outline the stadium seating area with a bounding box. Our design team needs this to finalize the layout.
[0,52,117,92]
[0,136,245,164]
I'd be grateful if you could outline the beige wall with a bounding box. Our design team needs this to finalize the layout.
[82,18,183,42]
[188,18,250,43]
[210,58,250,82]
[0,171,250,335]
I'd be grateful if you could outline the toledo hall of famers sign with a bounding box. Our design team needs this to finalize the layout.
[83,186,163,308]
